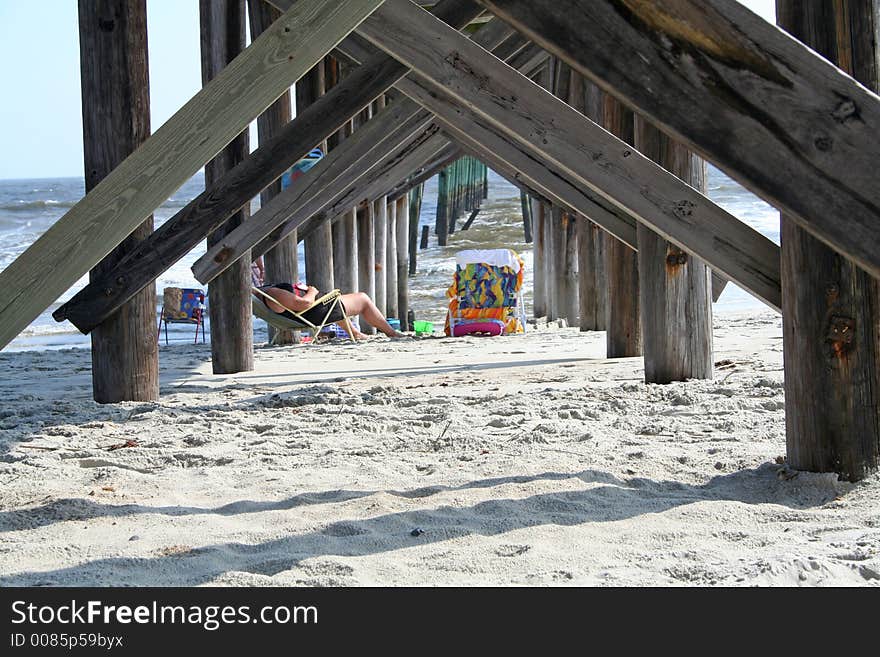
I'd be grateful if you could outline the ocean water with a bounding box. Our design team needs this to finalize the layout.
[0,165,779,352]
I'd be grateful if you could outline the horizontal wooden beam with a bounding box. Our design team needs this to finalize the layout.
[477,0,880,280]
[356,0,781,310]
[0,0,384,348]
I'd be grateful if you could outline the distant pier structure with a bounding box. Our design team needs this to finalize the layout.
[1,0,878,482]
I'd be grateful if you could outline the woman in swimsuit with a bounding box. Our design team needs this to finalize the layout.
[256,282,405,339]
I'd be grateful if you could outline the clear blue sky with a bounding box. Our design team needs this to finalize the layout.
[0,0,777,180]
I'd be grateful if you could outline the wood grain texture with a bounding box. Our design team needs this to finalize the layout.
[602,97,641,358]
[478,0,880,280]
[0,0,383,348]
[356,202,376,333]
[248,0,298,345]
[54,48,411,333]
[397,74,639,249]
[396,195,411,325]
[408,184,423,275]
[298,60,335,295]
[574,73,605,331]
[191,100,434,282]
[356,0,782,310]
[200,0,253,375]
[192,15,525,282]
[373,197,388,313]
[635,118,713,383]
[78,0,158,402]
[778,0,880,482]
[300,131,450,244]
[57,0,487,334]
[383,143,461,201]
[386,200,399,317]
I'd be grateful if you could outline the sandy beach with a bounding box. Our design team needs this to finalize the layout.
[1,310,878,587]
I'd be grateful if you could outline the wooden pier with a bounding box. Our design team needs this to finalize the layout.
[2,0,879,481]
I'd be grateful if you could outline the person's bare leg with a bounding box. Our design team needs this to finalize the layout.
[340,292,405,337]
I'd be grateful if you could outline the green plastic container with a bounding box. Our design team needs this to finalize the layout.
[413,320,433,336]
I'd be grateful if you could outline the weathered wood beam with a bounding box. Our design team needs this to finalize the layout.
[636,117,713,382]
[779,0,880,482]
[55,0,482,334]
[298,59,336,295]
[258,128,451,257]
[0,0,383,348]
[477,0,880,280]
[355,0,781,310]
[383,142,461,201]
[78,0,157,403]
[248,0,298,345]
[712,273,729,302]
[192,103,436,281]
[191,16,527,282]
[201,0,254,375]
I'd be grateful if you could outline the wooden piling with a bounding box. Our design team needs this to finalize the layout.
[520,191,533,243]
[200,0,253,375]
[420,225,430,250]
[297,60,334,296]
[447,160,458,234]
[79,0,158,403]
[332,209,358,293]
[329,105,358,296]
[408,183,423,275]
[356,201,376,334]
[386,199,399,319]
[572,72,605,331]
[777,0,880,482]
[396,194,410,329]
[602,95,641,358]
[373,197,388,315]
[532,198,547,319]
[635,118,713,382]
[248,0,298,345]
[436,168,449,246]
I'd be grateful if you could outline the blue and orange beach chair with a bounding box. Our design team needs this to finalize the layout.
[158,287,206,345]
[445,248,527,337]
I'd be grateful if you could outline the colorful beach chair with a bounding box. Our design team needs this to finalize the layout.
[445,249,526,337]
[158,287,206,345]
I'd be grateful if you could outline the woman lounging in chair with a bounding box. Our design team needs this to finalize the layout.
[256,282,405,339]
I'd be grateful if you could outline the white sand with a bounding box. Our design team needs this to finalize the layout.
[0,310,878,587]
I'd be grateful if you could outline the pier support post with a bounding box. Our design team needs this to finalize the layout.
[248,0,298,345]
[408,184,423,275]
[603,95,641,358]
[373,197,388,315]
[200,0,253,374]
[297,60,334,296]
[396,194,410,329]
[635,119,713,383]
[357,201,376,334]
[436,168,449,246]
[532,198,547,319]
[572,73,605,331]
[778,0,880,481]
[79,0,158,402]
[520,191,533,243]
[386,199,399,319]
